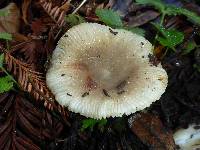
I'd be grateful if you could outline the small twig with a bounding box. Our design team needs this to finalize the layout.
[72,0,87,14]
[54,28,63,40]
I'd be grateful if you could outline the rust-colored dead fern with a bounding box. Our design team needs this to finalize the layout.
[11,40,44,65]
[0,93,40,150]
[0,92,66,149]
[4,52,68,118]
[39,0,72,27]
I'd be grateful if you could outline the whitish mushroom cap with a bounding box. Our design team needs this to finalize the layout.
[46,23,168,119]
[173,124,200,150]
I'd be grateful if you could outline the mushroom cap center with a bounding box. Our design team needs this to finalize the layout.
[78,47,137,90]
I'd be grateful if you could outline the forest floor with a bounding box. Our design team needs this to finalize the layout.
[0,0,200,149]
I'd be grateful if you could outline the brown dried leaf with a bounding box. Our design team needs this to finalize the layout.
[13,33,30,42]
[105,0,115,8]
[127,10,159,27]
[16,136,40,150]
[0,126,12,149]
[129,113,175,150]
[60,0,72,12]
[0,3,20,33]
[154,45,165,59]
[4,52,53,104]
[0,92,66,149]
[31,19,48,35]
[14,138,27,150]
[17,109,42,139]
[0,115,12,135]
[0,93,40,150]
[22,0,32,25]
[185,3,200,16]
[46,111,53,126]
[44,27,57,55]
[40,0,67,27]
[18,40,44,64]
[19,105,41,127]
[1,51,69,119]
[0,23,5,33]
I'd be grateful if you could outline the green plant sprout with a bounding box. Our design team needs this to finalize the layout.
[182,40,197,55]
[193,64,200,73]
[0,10,12,40]
[95,8,145,36]
[0,9,9,16]
[65,14,86,27]
[0,54,17,94]
[0,9,16,93]
[95,9,123,27]
[81,118,107,132]
[0,32,12,40]
[152,23,184,51]
[135,0,200,25]
[0,9,12,49]
[135,0,200,53]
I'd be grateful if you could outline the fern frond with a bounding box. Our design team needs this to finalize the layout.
[0,92,67,149]
[0,93,40,150]
[4,52,68,117]
[39,0,71,27]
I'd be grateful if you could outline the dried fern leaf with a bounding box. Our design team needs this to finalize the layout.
[0,93,40,150]
[0,92,67,149]
[3,52,68,117]
[40,0,71,27]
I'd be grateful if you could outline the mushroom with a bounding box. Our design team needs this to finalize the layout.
[173,124,200,150]
[46,23,168,119]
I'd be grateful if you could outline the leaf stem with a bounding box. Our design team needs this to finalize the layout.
[6,40,10,50]
[153,13,166,46]
[161,47,169,59]
[0,67,18,85]
[160,13,166,26]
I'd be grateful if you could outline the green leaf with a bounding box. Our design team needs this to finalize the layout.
[135,0,165,12]
[157,30,184,50]
[95,8,145,36]
[135,0,200,26]
[65,14,85,27]
[165,5,200,25]
[0,33,12,40]
[182,40,196,54]
[153,23,184,50]
[193,64,200,72]
[0,53,4,68]
[122,26,145,36]
[81,118,107,131]
[95,9,123,27]
[0,76,13,93]
[0,10,9,17]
